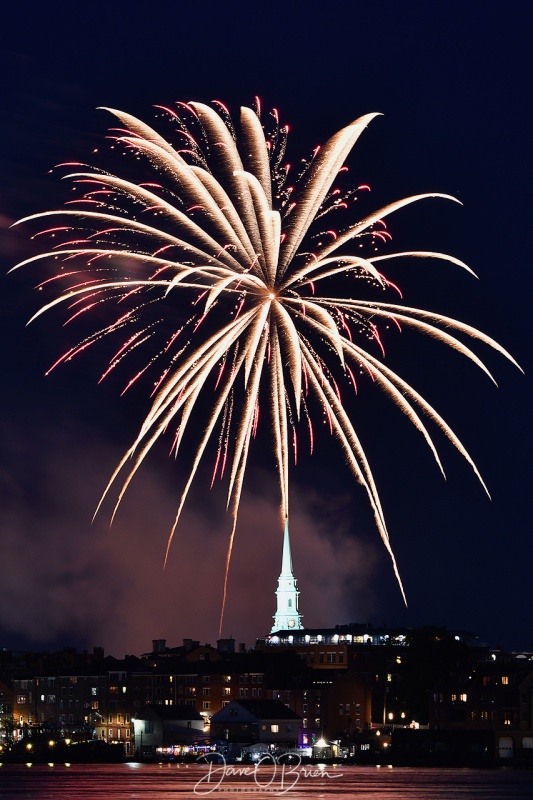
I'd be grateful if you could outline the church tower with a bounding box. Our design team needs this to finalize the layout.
[271,518,303,633]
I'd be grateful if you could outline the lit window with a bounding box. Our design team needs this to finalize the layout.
[502,676,509,685]
[270,724,279,733]
[460,694,467,703]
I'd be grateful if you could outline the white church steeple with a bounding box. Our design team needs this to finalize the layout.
[271,518,303,633]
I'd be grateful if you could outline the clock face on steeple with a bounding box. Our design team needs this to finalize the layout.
[288,619,295,628]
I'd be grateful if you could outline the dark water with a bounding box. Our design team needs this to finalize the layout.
[0,763,532,799]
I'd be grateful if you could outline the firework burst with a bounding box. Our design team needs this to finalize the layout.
[11,99,520,630]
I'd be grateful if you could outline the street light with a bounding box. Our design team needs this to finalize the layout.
[313,737,328,761]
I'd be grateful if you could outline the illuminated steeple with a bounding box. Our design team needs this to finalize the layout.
[271,518,303,633]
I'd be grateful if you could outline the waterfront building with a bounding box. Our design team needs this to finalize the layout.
[133,704,204,758]
[210,699,300,750]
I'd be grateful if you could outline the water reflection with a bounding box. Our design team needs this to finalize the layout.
[0,763,532,799]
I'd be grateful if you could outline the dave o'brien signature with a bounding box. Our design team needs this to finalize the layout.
[194,752,342,795]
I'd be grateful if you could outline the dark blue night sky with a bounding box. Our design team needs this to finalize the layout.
[1,2,530,656]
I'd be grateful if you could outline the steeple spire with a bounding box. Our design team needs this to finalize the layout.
[271,517,303,633]
[280,516,293,576]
